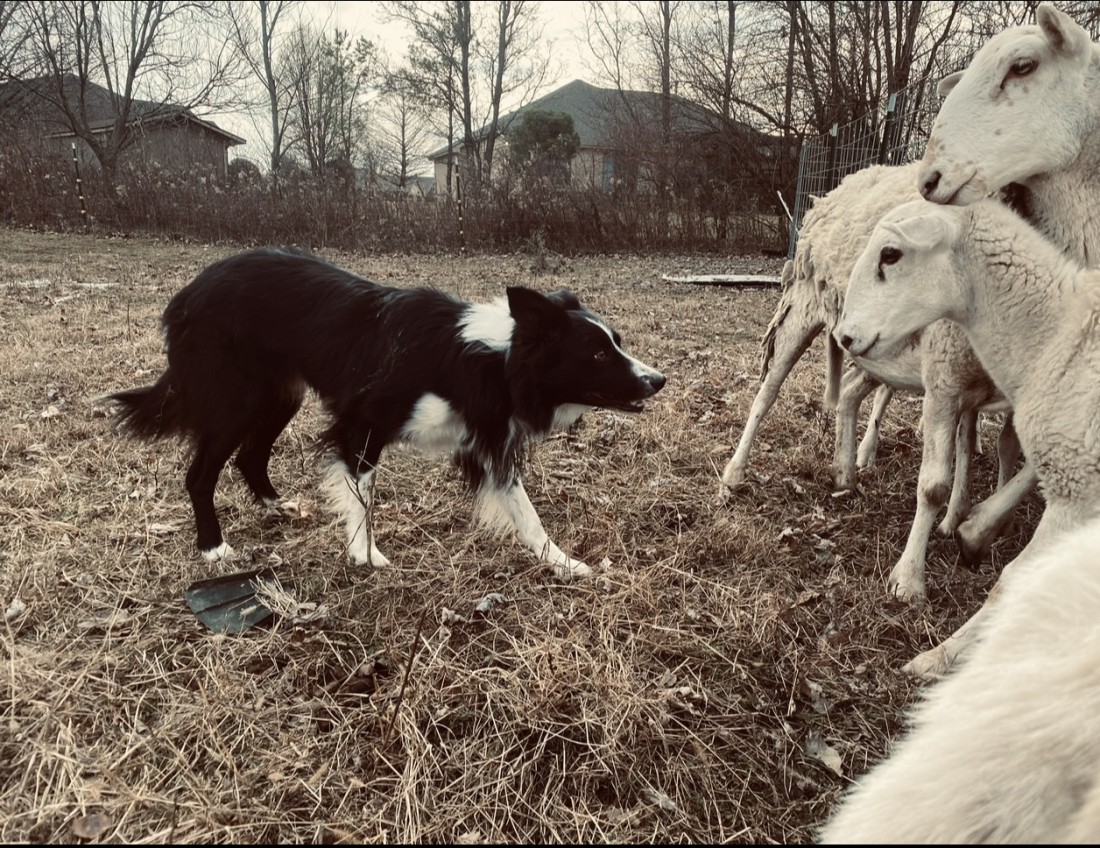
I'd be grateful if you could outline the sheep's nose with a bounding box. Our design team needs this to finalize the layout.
[838,334,854,351]
[920,170,942,199]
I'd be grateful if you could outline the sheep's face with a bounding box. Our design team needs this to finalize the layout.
[834,201,962,361]
[919,2,1094,205]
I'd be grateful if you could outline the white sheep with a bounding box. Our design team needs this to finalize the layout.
[721,162,919,498]
[818,511,1100,843]
[721,160,1023,605]
[903,0,1100,678]
[724,1,1100,613]
[823,195,1100,843]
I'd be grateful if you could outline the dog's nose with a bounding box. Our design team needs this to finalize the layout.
[649,373,667,393]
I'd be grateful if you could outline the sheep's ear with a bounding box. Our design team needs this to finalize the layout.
[1037,2,1090,56]
[937,70,964,97]
[883,211,955,252]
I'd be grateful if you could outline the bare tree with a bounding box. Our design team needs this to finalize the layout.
[226,0,299,192]
[19,0,245,192]
[374,67,433,188]
[281,24,377,182]
[0,0,36,78]
[383,0,552,191]
[479,0,552,179]
[380,1,462,191]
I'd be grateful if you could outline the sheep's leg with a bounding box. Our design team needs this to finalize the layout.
[956,462,1040,566]
[903,506,1064,681]
[856,385,894,469]
[951,412,1026,565]
[938,407,977,536]
[833,367,879,491]
[887,389,958,602]
[719,281,824,496]
[823,333,843,410]
[996,413,1022,489]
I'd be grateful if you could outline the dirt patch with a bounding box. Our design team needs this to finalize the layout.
[0,229,1041,842]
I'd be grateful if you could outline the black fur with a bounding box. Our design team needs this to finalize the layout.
[111,247,666,559]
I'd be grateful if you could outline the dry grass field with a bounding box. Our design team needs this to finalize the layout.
[0,227,1043,843]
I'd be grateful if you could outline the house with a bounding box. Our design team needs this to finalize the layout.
[0,74,245,179]
[426,78,784,202]
[356,170,438,200]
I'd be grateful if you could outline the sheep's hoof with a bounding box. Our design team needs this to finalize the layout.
[954,529,992,570]
[718,463,748,493]
[717,479,746,504]
[832,467,858,492]
[887,569,926,605]
[937,506,971,537]
[902,643,957,682]
[890,582,927,606]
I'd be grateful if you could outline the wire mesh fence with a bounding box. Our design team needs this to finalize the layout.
[787,66,957,257]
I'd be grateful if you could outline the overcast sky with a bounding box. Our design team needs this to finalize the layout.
[219,1,595,172]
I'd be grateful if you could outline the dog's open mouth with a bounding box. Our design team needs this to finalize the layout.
[586,395,648,413]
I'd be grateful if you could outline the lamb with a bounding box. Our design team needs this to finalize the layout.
[818,510,1100,843]
[721,163,917,498]
[904,0,1100,677]
[823,195,1100,843]
[724,1,1100,613]
[721,160,1023,605]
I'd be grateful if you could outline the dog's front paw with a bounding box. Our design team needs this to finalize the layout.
[348,541,391,568]
[553,559,592,582]
[201,541,236,562]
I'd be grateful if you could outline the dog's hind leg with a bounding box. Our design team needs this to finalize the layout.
[476,478,591,581]
[234,387,304,511]
[186,431,245,561]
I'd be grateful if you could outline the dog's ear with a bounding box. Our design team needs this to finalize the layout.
[545,289,582,311]
[506,286,570,334]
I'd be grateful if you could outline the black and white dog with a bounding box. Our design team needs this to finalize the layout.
[110,247,665,580]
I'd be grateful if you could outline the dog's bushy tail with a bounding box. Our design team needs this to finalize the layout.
[109,373,185,440]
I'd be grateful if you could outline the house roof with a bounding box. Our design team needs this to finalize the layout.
[0,74,245,145]
[427,78,758,160]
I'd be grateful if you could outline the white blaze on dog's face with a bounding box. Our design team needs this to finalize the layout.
[835,200,963,361]
[505,286,666,416]
[919,2,1094,204]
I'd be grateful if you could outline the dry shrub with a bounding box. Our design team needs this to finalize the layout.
[0,230,1041,842]
[0,154,786,256]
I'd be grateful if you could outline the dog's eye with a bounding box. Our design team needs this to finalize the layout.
[594,350,608,361]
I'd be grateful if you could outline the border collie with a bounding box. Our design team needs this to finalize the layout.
[110,247,665,580]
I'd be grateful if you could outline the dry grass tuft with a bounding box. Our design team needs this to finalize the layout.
[0,229,1042,843]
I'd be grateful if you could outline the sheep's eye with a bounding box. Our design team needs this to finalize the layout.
[1002,58,1037,88]
[1009,57,1036,77]
[877,246,902,281]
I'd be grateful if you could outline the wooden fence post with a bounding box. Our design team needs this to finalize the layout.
[455,163,466,256]
[71,142,89,230]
